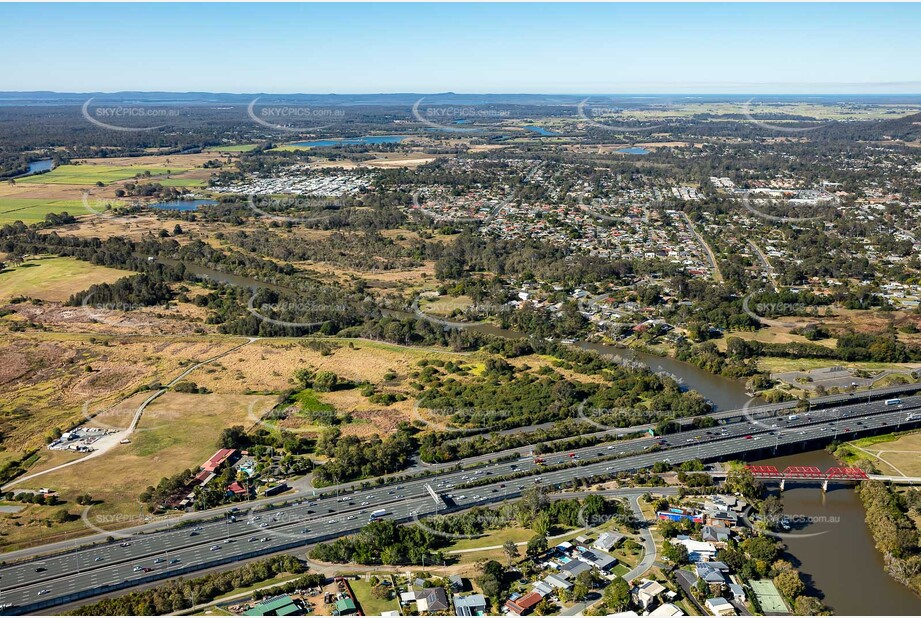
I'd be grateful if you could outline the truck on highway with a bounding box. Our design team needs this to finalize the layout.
[369,508,387,522]
[886,398,902,406]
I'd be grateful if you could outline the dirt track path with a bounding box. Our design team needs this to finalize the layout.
[2,337,258,490]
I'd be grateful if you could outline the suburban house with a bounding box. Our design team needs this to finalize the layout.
[728,583,746,603]
[454,593,487,616]
[706,597,736,616]
[400,587,450,613]
[632,579,667,610]
[695,561,729,585]
[533,581,554,597]
[505,591,543,615]
[543,574,573,591]
[593,531,625,551]
[671,536,717,562]
[203,448,238,473]
[707,510,739,526]
[577,549,618,573]
[648,602,685,617]
[226,481,248,497]
[701,525,731,544]
[560,558,593,578]
[167,448,240,508]
[448,574,465,592]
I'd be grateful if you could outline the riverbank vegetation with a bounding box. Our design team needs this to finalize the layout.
[858,480,921,596]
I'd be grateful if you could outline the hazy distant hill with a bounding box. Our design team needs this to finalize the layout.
[3,91,921,107]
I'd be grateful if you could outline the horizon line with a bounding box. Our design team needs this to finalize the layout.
[5,90,921,97]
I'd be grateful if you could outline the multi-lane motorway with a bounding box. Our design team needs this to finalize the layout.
[2,385,920,614]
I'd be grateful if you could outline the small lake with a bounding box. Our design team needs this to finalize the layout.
[28,159,54,174]
[615,147,650,155]
[289,135,407,148]
[523,126,558,136]
[7,158,54,179]
[149,199,218,212]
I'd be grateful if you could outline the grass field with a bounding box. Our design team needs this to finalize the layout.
[22,393,276,526]
[205,144,259,153]
[445,526,534,552]
[0,198,86,224]
[846,430,921,476]
[420,294,476,316]
[0,334,243,467]
[757,356,921,374]
[154,178,206,187]
[0,256,130,303]
[350,579,400,616]
[17,164,189,186]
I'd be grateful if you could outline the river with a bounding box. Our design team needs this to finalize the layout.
[147,258,758,413]
[455,323,757,411]
[754,450,921,614]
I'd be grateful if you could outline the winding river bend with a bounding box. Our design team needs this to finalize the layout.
[152,258,757,411]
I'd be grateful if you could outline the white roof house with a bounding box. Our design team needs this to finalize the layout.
[593,531,625,551]
[671,536,717,561]
[648,602,685,617]
[706,597,736,616]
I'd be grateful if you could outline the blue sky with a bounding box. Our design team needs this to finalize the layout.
[1,3,919,93]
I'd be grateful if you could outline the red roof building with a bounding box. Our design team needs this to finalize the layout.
[505,592,543,616]
[202,448,237,473]
[227,481,247,495]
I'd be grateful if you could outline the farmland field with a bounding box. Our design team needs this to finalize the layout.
[0,198,86,223]
[205,144,259,153]
[0,256,130,303]
[17,164,189,186]
[153,177,207,187]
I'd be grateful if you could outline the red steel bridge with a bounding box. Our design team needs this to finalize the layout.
[746,465,868,491]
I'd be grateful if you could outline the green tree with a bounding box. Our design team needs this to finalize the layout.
[503,540,520,566]
[793,595,826,616]
[477,560,505,601]
[603,577,631,612]
[694,577,710,600]
[773,569,805,601]
[572,580,588,602]
[313,371,339,392]
[534,598,557,615]
[527,534,548,557]
[532,512,551,537]
[743,535,780,563]
[760,495,784,527]
[725,465,762,500]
